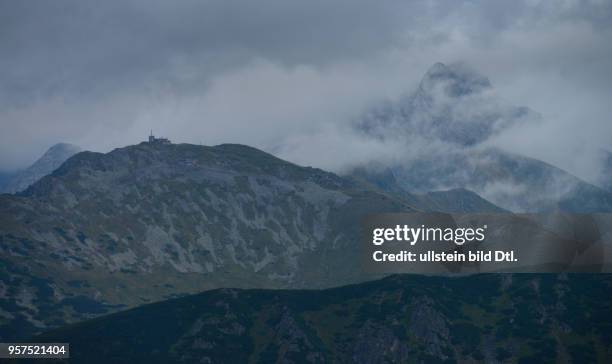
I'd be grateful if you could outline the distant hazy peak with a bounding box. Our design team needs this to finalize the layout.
[1,142,82,194]
[46,142,82,155]
[31,143,82,168]
[419,62,492,98]
[598,149,612,193]
[357,62,534,147]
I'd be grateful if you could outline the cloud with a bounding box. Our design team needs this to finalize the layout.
[0,0,610,183]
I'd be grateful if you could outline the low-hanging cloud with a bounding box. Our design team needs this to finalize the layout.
[0,0,611,187]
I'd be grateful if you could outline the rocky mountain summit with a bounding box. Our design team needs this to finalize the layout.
[353,63,612,212]
[359,62,536,147]
[1,143,81,194]
[2,141,499,340]
[37,274,612,363]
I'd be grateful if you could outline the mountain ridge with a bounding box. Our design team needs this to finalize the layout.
[34,273,612,363]
[5,141,485,340]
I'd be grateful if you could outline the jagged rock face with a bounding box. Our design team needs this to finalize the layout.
[408,296,451,359]
[359,62,536,147]
[37,274,612,363]
[352,63,612,213]
[1,143,81,194]
[0,142,414,339]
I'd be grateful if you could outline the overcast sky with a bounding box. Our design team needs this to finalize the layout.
[1,0,611,182]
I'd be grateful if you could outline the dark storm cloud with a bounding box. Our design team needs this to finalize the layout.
[0,0,610,180]
[0,0,413,104]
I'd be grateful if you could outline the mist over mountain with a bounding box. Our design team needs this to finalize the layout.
[359,62,538,147]
[352,63,612,213]
[3,1,610,181]
[0,172,14,192]
[350,165,507,213]
[1,2,611,362]
[1,143,81,194]
[0,65,609,343]
[598,150,612,193]
[1,65,610,340]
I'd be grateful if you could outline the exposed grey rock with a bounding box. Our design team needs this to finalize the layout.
[408,297,450,360]
[272,306,325,363]
[0,142,414,339]
[352,320,410,364]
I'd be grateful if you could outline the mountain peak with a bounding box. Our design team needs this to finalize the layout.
[1,142,82,194]
[357,62,530,147]
[46,142,81,154]
[420,62,492,97]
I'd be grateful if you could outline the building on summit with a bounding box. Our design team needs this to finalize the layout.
[147,130,171,145]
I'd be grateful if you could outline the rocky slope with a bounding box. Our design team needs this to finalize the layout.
[1,141,502,340]
[1,143,81,194]
[36,274,612,363]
